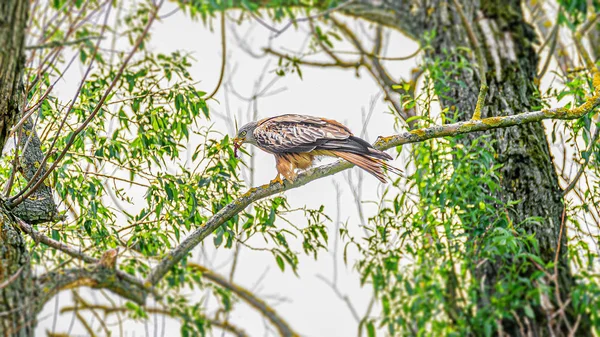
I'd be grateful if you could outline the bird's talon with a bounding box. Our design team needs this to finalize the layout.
[270,175,284,185]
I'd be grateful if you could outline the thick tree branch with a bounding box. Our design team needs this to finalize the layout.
[17,219,150,306]
[146,84,600,289]
[189,263,298,337]
[11,117,61,224]
[36,265,146,308]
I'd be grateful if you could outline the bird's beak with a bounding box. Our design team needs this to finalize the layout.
[232,137,243,158]
[232,137,243,147]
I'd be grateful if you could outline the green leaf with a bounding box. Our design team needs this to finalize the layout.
[366,321,376,337]
[275,255,285,271]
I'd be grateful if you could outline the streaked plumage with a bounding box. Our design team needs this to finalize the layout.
[233,114,400,184]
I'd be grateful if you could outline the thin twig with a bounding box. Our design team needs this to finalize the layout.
[538,17,560,78]
[452,0,488,120]
[10,2,114,204]
[189,263,298,337]
[563,124,599,195]
[244,0,355,38]
[25,35,104,50]
[60,303,250,337]
[205,11,227,100]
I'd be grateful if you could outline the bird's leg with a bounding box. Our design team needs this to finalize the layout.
[270,173,284,185]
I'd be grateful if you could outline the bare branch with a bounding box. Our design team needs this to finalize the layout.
[60,301,250,337]
[188,263,298,337]
[25,36,104,50]
[243,0,356,38]
[538,16,560,79]
[329,17,407,119]
[205,12,227,100]
[0,267,23,290]
[564,122,600,195]
[264,47,359,68]
[451,0,487,120]
[525,0,573,75]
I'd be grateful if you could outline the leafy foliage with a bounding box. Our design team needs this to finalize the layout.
[4,0,600,336]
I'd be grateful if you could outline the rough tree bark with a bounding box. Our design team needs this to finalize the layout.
[0,1,35,337]
[329,0,585,334]
[409,0,582,335]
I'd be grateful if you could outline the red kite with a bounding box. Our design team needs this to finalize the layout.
[233,114,400,184]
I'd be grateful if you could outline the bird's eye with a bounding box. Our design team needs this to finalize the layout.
[240,130,247,137]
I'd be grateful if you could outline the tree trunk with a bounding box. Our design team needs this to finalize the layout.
[333,0,589,333]
[0,1,36,336]
[419,0,584,335]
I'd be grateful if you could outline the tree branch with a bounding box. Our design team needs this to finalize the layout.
[145,85,600,289]
[36,261,146,308]
[451,0,487,120]
[204,12,227,100]
[242,0,356,38]
[264,47,359,68]
[59,302,250,337]
[563,121,600,195]
[17,218,150,307]
[189,263,298,337]
[25,36,104,50]
[11,117,62,224]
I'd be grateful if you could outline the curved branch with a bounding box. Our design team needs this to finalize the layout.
[145,89,600,288]
[563,123,600,195]
[17,218,150,307]
[189,263,298,337]
[264,47,359,68]
[60,302,250,337]
[205,12,227,100]
[451,0,487,120]
[243,0,356,38]
[36,265,146,308]
[329,17,407,119]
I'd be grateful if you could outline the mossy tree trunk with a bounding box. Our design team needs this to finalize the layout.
[418,0,584,335]
[0,1,36,336]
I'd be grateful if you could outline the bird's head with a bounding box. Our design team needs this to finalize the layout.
[233,121,258,156]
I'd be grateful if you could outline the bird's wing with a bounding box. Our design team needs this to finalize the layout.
[254,114,352,153]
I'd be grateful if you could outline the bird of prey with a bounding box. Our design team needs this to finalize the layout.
[232,114,400,184]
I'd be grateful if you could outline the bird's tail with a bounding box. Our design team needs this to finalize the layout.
[331,150,402,183]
